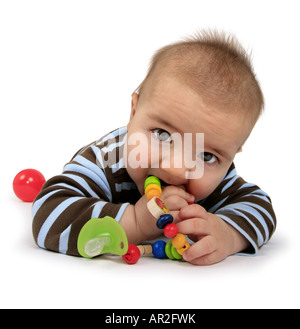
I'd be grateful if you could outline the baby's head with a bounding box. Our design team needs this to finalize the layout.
[125,30,264,201]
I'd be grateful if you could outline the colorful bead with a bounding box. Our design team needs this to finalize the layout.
[145,183,162,200]
[165,241,182,260]
[137,244,152,255]
[156,214,173,229]
[144,176,161,190]
[171,244,183,260]
[163,223,178,238]
[122,244,141,264]
[152,240,166,259]
[165,241,175,260]
[171,233,186,249]
[147,197,169,219]
[177,242,191,255]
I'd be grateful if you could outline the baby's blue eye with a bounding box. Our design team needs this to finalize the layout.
[153,129,172,143]
[199,152,218,164]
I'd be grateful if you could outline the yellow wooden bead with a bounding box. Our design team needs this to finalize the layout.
[176,242,190,255]
[145,184,162,200]
[171,233,186,249]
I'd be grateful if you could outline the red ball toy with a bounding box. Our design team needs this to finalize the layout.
[13,169,46,202]
[163,223,178,238]
[122,244,141,264]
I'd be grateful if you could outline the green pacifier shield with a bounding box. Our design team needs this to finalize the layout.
[77,216,128,258]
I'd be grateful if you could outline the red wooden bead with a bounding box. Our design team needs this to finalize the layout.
[163,223,178,238]
[122,244,141,264]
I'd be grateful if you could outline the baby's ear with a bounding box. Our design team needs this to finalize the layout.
[130,92,139,119]
[237,147,243,153]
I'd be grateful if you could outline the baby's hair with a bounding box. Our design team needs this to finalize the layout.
[135,29,264,123]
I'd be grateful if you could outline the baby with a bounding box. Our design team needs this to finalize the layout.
[32,30,276,265]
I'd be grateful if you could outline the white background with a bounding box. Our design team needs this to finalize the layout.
[1,0,299,309]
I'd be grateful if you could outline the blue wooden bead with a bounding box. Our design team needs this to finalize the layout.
[152,240,166,259]
[156,214,173,229]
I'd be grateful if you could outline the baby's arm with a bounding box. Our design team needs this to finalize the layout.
[177,165,276,265]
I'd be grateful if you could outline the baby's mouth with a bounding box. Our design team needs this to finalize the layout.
[159,179,169,188]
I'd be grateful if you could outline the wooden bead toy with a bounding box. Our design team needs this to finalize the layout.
[145,183,162,200]
[156,214,173,229]
[144,175,192,263]
[165,241,182,260]
[122,243,141,264]
[176,242,191,255]
[147,196,169,219]
[137,244,153,256]
[144,176,161,190]
[152,240,166,259]
[171,233,186,249]
[163,223,178,238]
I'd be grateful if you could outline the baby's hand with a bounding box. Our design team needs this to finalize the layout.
[133,185,195,242]
[176,204,249,265]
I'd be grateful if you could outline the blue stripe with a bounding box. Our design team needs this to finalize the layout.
[208,196,229,213]
[91,200,107,218]
[239,201,275,227]
[59,224,72,254]
[216,206,264,246]
[51,183,85,196]
[61,173,99,198]
[96,127,127,145]
[32,189,63,219]
[70,156,112,200]
[216,214,258,255]
[91,145,104,168]
[221,175,240,193]
[101,133,127,154]
[238,182,256,190]
[37,196,84,249]
[223,203,269,243]
[115,203,130,222]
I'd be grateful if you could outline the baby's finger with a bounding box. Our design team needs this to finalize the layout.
[176,217,210,236]
[162,185,194,203]
[179,204,208,221]
[164,195,189,212]
[183,236,217,263]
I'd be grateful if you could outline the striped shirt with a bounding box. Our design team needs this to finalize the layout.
[32,127,276,256]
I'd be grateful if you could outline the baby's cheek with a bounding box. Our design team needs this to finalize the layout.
[187,174,221,201]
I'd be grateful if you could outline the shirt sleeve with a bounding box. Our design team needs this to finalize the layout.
[32,141,131,256]
[200,164,276,255]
